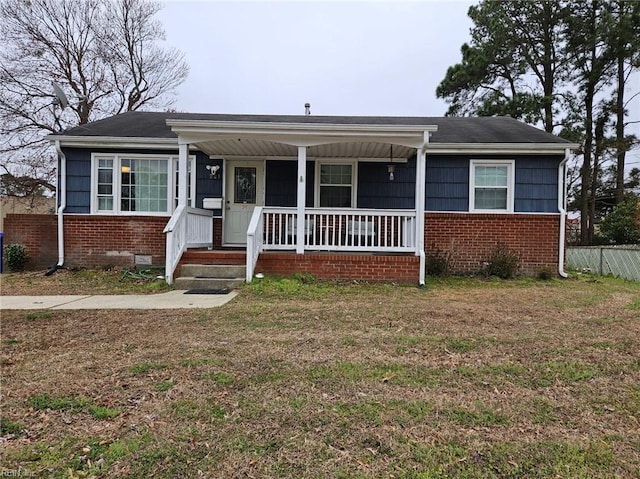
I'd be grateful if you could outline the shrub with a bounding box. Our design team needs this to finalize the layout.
[599,198,640,244]
[485,243,520,279]
[537,268,554,280]
[4,243,29,272]
[425,248,452,276]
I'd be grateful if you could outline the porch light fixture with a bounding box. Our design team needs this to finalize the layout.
[387,144,395,181]
[206,164,220,180]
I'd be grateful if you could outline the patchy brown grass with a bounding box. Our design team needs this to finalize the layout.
[1,274,639,478]
[1,267,170,295]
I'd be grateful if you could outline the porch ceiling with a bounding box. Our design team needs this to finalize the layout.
[195,138,415,159]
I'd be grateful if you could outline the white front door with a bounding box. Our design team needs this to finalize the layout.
[224,160,264,245]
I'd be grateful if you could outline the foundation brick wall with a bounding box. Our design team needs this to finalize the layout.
[62,215,167,268]
[3,214,58,269]
[256,252,420,283]
[424,212,561,275]
[4,212,562,278]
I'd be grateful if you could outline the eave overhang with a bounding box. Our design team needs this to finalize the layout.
[166,119,438,150]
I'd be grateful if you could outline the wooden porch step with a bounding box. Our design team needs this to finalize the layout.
[180,250,246,265]
[174,276,245,291]
[174,261,246,291]
[180,264,245,278]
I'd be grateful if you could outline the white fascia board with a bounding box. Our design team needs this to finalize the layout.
[427,143,580,155]
[47,135,181,150]
[166,118,439,134]
[168,120,438,149]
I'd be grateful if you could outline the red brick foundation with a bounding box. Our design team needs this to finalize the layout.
[62,215,167,268]
[3,214,58,269]
[424,213,561,275]
[256,252,420,283]
[4,212,562,277]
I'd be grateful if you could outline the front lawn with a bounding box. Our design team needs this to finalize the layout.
[1,275,639,477]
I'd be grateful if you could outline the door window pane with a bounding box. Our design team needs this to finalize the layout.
[235,167,257,204]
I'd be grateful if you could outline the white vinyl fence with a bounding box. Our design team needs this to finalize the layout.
[566,246,640,281]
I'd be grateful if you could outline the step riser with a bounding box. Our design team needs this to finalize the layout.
[174,278,244,290]
[180,265,245,278]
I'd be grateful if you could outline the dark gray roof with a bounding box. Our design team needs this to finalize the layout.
[57,111,570,144]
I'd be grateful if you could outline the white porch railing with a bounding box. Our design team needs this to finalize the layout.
[246,207,417,282]
[262,207,416,251]
[246,206,265,282]
[164,206,213,284]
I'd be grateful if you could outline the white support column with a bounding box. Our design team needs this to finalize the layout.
[178,142,189,208]
[415,146,427,285]
[296,146,307,254]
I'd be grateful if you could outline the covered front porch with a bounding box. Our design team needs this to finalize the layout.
[164,116,437,285]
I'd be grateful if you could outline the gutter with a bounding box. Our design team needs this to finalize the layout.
[54,140,66,267]
[557,148,570,278]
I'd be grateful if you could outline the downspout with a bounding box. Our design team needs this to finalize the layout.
[557,148,570,278]
[54,140,66,267]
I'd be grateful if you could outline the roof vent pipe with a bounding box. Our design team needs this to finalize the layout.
[304,103,311,115]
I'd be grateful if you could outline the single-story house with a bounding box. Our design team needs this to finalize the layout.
[47,112,577,286]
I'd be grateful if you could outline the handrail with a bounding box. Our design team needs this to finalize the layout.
[164,205,186,234]
[246,206,264,282]
[164,206,214,284]
[164,205,187,284]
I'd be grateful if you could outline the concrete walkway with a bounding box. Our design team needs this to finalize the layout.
[0,290,238,310]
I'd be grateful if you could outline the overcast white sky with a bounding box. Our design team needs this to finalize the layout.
[157,0,639,168]
[157,0,475,116]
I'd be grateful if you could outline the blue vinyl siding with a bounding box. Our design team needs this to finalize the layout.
[265,160,314,207]
[514,157,559,212]
[425,154,561,213]
[61,147,218,213]
[193,152,221,212]
[64,148,91,213]
[425,156,468,211]
[357,159,416,209]
[60,147,562,215]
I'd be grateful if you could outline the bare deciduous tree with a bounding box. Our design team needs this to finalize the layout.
[0,0,189,196]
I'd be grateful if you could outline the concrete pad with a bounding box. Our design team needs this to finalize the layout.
[0,291,238,310]
[0,295,91,310]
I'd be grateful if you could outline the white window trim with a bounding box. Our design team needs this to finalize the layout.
[172,157,197,209]
[314,159,358,208]
[90,153,195,216]
[469,159,515,213]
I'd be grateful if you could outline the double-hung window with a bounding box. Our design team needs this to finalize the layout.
[317,162,355,208]
[469,160,514,212]
[93,154,194,215]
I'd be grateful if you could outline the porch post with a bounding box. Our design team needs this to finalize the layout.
[178,142,189,208]
[296,146,307,254]
[415,145,427,285]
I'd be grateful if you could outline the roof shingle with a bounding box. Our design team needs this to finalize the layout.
[57,111,570,144]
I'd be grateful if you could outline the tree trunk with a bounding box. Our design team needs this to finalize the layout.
[542,1,555,133]
[581,87,594,245]
[615,54,626,204]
